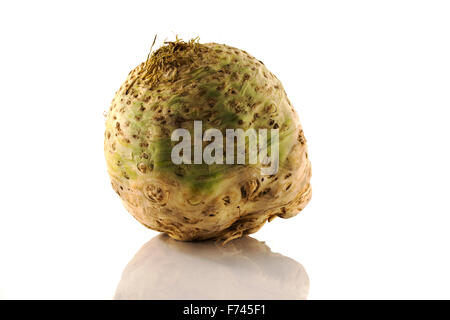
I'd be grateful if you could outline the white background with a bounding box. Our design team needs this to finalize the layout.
[1,0,449,299]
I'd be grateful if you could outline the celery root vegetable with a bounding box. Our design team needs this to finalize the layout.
[104,39,312,242]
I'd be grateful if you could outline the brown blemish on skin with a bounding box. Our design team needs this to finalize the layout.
[298,129,306,145]
[137,163,147,173]
[223,196,231,205]
[144,184,168,205]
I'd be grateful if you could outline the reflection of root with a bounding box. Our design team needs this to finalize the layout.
[115,234,309,300]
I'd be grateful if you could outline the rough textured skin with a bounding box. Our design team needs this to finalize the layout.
[104,40,312,242]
